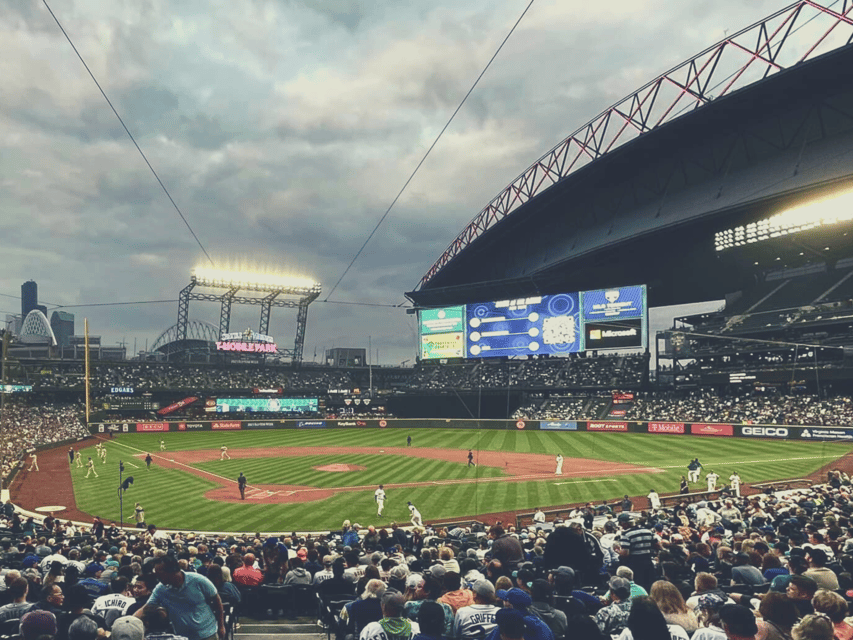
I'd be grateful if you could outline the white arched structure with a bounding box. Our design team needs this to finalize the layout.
[19,310,58,346]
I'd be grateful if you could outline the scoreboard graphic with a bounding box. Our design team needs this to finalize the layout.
[419,284,646,360]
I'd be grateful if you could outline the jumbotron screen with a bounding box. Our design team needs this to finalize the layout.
[418,285,647,360]
[215,398,318,413]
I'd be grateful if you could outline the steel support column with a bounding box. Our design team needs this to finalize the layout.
[259,291,282,336]
[293,302,310,366]
[219,287,239,338]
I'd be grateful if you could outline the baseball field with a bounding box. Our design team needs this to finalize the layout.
[56,428,852,532]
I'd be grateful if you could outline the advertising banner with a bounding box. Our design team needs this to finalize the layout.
[648,422,685,434]
[136,422,169,432]
[581,286,645,322]
[212,421,242,430]
[800,428,853,441]
[297,420,327,428]
[691,423,733,436]
[158,397,199,416]
[541,421,579,431]
[587,422,628,431]
[243,421,279,430]
[177,422,205,431]
[740,426,790,438]
[584,318,643,350]
[215,398,318,413]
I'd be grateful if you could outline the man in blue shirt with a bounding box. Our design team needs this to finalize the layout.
[135,555,224,640]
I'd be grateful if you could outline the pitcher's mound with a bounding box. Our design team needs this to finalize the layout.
[314,463,366,472]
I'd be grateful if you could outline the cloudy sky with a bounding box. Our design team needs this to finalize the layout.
[1,0,795,364]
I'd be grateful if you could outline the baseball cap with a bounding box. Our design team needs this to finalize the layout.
[617,513,632,523]
[427,564,446,579]
[495,587,532,609]
[390,565,409,580]
[698,593,727,612]
[110,616,145,640]
[472,580,495,598]
[608,576,631,593]
[719,604,758,636]
[20,611,57,640]
[323,555,334,566]
[549,566,574,582]
[406,574,424,589]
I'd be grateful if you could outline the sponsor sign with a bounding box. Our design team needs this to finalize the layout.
[136,422,169,432]
[800,428,853,441]
[584,318,643,349]
[216,341,277,353]
[297,420,327,428]
[741,426,789,438]
[245,421,276,429]
[379,420,388,428]
[648,422,685,434]
[588,422,628,431]
[516,420,526,430]
[612,392,635,404]
[212,421,242,430]
[220,331,274,343]
[337,421,357,427]
[690,423,733,436]
[541,421,578,431]
[110,387,134,394]
[177,422,206,431]
[253,388,283,394]
[1,384,32,393]
[157,396,198,416]
[609,409,627,417]
[357,420,367,426]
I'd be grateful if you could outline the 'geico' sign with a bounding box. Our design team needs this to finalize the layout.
[742,426,789,438]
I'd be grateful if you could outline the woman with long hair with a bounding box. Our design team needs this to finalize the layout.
[791,614,834,640]
[649,581,699,635]
[615,596,688,640]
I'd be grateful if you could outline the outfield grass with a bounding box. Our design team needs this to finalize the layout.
[68,429,852,532]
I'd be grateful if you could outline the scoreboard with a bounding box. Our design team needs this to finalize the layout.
[419,284,647,360]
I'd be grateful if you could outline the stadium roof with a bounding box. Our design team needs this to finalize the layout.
[409,1,853,309]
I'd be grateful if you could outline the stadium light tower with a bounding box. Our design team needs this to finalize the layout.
[173,266,321,364]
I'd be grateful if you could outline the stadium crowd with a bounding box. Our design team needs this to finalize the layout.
[1,476,853,640]
[0,401,88,483]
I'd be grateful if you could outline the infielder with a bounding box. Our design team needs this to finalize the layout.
[706,470,719,492]
[27,453,38,472]
[729,471,742,497]
[408,501,423,527]
[375,485,386,516]
[220,445,230,460]
[159,439,166,451]
[85,457,99,478]
[555,454,564,475]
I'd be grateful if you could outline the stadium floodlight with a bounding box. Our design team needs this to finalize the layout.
[192,267,321,294]
[715,189,853,252]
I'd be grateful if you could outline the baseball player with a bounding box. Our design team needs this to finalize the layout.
[687,458,703,483]
[468,450,475,466]
[374,485,386,516]
[75,449,83,467]
[408,501,423,527]
[159,439,166,451]
[555,454,564,475]
[706,470,720,492]
[85,457,99,478]
[99,444,107,464]
[134,502,145,527]
[648,488,661,511]
[145,453,152,470]
[27,453,38,472]
[238,472,247,499]
[729,471,742,497]
[220,445,230,460]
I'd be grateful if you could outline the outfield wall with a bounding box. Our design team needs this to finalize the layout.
[89,419,852,441]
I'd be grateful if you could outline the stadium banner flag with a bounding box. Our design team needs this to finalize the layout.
[647,422,685,434]
[541,421,578,431]
[158,396,199,416]
[690,423,733,436]
[587,422,628,432]
[136,422,170,432]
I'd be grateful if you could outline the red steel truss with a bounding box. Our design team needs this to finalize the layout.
[417,0,853,291]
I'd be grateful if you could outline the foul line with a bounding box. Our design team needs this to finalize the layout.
[554,479,618,485]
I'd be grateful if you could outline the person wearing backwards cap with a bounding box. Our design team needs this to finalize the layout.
[110,615,145,640]
[595,577,632,637]
[453,580,500,640]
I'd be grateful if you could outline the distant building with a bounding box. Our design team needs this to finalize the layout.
[5,314,21,336]
[21,281,38,319]
[50,310,75,347]
[326,347,367,367]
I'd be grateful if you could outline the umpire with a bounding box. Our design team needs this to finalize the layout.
[238,472,247,499]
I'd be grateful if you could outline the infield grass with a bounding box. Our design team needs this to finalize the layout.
[68,428,852,532]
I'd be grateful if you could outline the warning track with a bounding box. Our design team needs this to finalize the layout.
[147,446,663,504]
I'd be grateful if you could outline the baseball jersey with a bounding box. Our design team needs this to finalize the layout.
[454,603,500,640]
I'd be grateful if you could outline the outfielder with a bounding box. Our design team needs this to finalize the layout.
[375,485,386,516]
[159,439,166,451]
[85,457,99,478]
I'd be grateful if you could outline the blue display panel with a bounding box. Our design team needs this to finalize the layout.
[581,285,645,322]
[465,294,581,358]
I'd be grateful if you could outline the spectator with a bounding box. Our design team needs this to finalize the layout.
[527,580,566,639]
[360,593,419,640]
[791,614,834,640]
[595,577,632,637]
[232,554,262,588]
[0,576,34,621]
[649,581,698,635]
[454,580,500,640]
[811,590,852,640]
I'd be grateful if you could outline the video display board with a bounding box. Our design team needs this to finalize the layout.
[419,306,465,359]
[419,285,646,360]
[215,398,318,413]
[466,294,581,358]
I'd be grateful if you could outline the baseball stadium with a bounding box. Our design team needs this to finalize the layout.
[5,0,853,538]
